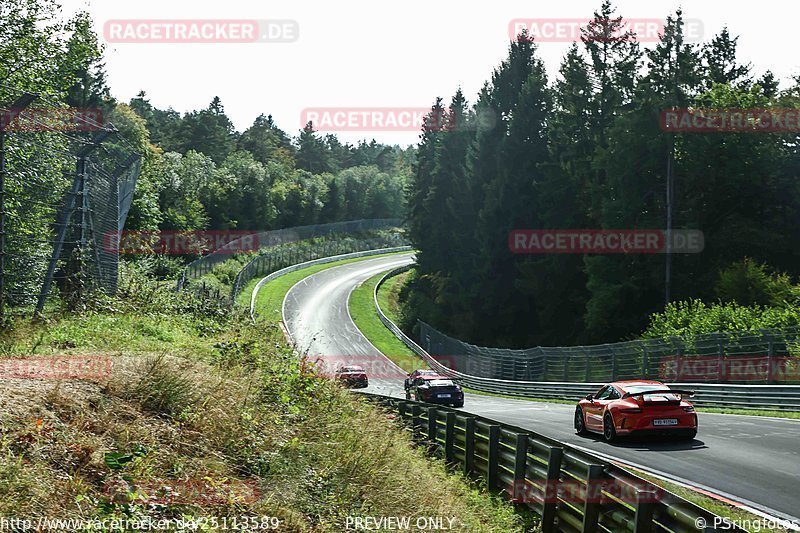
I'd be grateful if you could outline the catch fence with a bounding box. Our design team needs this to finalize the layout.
[0,85,140,317]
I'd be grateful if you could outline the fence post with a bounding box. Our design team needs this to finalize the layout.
[36,173,82,315]
[765,331,775,384]
[582,464,604,533]
[445,412,456,464]
[610,347,618,381]
[584,349,591,381]
[717,334,725,383]
[640,342,648,378]
[512,433,528,502]
[633,490,656,533]
[464,417,476,475]
[487,425,500,490]
[541,447,563,533]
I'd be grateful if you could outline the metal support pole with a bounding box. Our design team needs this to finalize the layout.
[36,127,112,315]
[665,139,674,305]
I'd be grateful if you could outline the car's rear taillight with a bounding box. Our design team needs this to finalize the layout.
[682,405,695,412]
[619,408,642,414]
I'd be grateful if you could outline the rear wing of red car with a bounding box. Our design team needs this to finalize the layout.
[622,389,695,399]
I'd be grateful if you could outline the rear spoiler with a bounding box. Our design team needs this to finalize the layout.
[622,389,695,399]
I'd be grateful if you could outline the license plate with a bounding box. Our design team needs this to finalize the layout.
[438,394,451,398]
[653,419,678,426]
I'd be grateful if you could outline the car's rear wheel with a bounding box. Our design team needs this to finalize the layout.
[453,401,464,408]
[574,407,588,436]
[603,413,617,443]
[681,429,697,441]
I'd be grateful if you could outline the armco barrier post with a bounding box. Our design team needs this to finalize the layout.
[541,446,563,533]
[397,400,408,420]
[487,425,501,490]
[512,433,528,501]
[445,412,456,464]
[633,490,656,533]
[464,417,476,475]
[582,464,604,533]
[411,405,422,440]
[427,407,439,453]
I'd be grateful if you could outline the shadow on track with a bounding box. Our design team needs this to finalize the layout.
[577,433,708,452]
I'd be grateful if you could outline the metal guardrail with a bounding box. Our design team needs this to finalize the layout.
[361,393,745,532]
[249,246,413,323]
[374,267,800,411]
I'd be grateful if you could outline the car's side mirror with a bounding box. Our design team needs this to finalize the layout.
[585,394,594,401]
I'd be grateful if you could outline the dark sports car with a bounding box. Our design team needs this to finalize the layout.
[406,374,464,407]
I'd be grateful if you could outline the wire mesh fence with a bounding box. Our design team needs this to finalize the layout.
[0,85,141,317]
[418,321,800,384]
[172,221,408,307]
[176,218,402,289]
[230,230,408,300]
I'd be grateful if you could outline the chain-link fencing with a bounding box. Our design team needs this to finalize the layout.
[0,85,141,317]
[176,218,402,290]
[418,321,800,384]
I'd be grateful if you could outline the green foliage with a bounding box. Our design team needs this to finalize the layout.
[404,3,800,347]
[715,259,800,307]
[642,299,800,339]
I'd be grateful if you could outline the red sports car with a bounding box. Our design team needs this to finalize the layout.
[575,380,697,442]
[335,365,368,389]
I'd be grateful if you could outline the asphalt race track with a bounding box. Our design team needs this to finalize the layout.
[281,253,800,522]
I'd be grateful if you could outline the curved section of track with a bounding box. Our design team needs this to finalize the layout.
[281,253,800,522]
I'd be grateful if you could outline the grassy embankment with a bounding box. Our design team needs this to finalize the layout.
[0,258,533,532]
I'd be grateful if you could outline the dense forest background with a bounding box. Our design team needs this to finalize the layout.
[403,1,800,346]
[5,0,800,345]
[2,0,412,244]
